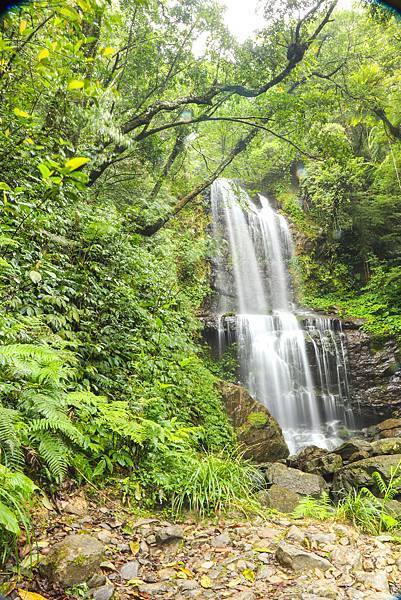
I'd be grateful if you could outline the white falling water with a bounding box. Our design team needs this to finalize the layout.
[211,178,354,453]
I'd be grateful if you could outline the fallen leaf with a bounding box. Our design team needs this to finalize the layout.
[253,546,273,553]
[228,577,241,588]
[0,580,16,596]
[100,561,117,571]
[200,575,213,589]
[129,540,140,555]
[127,579,145,587]
[40,494,54,511]
[177,566,193,578]
[242,568,255,583]
[18,590,49,600]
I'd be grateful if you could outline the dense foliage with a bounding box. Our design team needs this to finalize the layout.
[1,0,401,566]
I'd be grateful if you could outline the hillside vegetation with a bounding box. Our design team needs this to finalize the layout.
[0,0,401,570]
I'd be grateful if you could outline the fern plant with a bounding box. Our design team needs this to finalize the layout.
[373,460,401,532]
[292,491,335,521]
[0,464,36,566]
[0,342,83,483]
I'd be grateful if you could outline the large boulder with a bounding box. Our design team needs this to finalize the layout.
[265,463,327,498]
[42,534,104,587]
[276,541,332,572]
[371,437,401,456]
[333,438,373,462]
[332,454,401,495]
[264,484,301,513]
[291,445,343,477]
[218,381,289,462]
[373,418,401,439]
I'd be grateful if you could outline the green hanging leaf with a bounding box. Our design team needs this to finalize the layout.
[64,157,90,171]
[38,164,52,179]
[0,501,20,535]
[68,79,85,90]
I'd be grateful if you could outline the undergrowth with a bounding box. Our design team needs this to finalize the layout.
[293,460,401,535]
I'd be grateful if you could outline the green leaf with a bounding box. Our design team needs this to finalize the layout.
[68,79,85,90]
[0,182,11,191]
[38,164,52,179]
[64,157,90,171]
[0,501,20,535]
[13,108,30,118]
[58,6,81,22]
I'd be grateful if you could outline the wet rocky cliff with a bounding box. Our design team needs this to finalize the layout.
[344,321,401,419]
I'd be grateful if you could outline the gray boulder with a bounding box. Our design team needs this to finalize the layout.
[43,534,104,587]
[371,437,401,456]
[333,438,373,462]
[374,418,401,439]
[275,541,332,572]
[332,454,401,495]
[218,381,289,462]
[265,463,327,498]
[264,484,300,513]
[290,446,327,470]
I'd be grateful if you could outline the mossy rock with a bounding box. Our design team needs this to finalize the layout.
[42,534,104,587]
[218,381,289,462]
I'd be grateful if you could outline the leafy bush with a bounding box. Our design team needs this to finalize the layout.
[127,449,264,516]
[292,491,335,521]
[0,465,36,566]
[293,461,401,535]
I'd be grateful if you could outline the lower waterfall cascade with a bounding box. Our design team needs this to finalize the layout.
[211,178,357,454]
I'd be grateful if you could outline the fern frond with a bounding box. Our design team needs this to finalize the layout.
[372,471,387,495]
[38,433,69,482]
[0,407,24,470]
[29,418,83,446]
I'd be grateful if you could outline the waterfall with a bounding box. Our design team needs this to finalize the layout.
[211,178,354,453]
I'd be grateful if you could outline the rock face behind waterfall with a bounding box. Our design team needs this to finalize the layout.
[345,322,401,416]
[218,381,289,462]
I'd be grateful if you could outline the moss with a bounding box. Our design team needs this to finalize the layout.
[247,412,268,428]
[72,554,87,566]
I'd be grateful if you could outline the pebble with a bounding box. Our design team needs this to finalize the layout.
[120,560,139,580]
[92,584,115,600]
[211,531,230,548]
[87,574,107,589]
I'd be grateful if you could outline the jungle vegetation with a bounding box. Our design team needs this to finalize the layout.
[0,0,400,563]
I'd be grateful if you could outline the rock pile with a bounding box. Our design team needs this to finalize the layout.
[23,501,401,599]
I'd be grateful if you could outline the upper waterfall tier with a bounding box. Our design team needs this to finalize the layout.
[210,178,355,453]
[211,178,293,314]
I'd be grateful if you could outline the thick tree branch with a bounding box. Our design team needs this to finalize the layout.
[88,0,337,185]
[137,129,259,236]
[148,133,186,201]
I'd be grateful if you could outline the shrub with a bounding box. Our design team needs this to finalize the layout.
[0,465,36,566]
